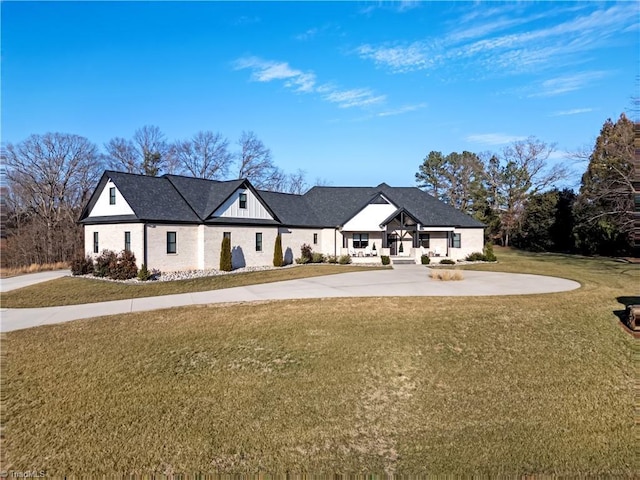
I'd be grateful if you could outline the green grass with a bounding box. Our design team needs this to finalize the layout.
[0,264,386,308]
[3,248,638,475]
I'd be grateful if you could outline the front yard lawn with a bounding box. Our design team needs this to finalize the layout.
[3,248,638,475]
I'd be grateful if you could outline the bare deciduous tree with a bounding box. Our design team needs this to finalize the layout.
[174,131,232,179]
[105,125,172,176]
[2,132,104,265]
[235,131,279,189]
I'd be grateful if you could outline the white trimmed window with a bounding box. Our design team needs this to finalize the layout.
[167,231,177,254]
[353,233,369,249]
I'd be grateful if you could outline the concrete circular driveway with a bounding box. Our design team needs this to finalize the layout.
[0,265,580,332]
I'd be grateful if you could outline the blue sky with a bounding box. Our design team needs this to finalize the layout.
[2,1,638,188]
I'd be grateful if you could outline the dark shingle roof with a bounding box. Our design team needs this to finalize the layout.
[164,175,245,219]
[257,190,322,226]
[79,171,483,229]
[303,183,484,228]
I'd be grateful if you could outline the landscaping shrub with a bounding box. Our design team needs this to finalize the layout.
[311,252,325,263]
[381,255,390,265]
[484,243,497,262]
[137,264,151,281]
[338,254,352,265]
[273,234,283,267]
[300,243,313,263]
[108,250,138,280]
[439,259,455,265]
[220,236,232,272]
[70,255,94,276]
[326,255,338,264]
[94,250,117,277]
[420,254,430,265]
[465,252,487,262]
[295,256,309,264]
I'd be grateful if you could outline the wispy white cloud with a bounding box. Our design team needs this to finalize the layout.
[324,88,386,108]
[354,3,637,80]
[550,108,594,117]
[466,133,526,146]
[377,103,427,117]
[295,27,319,41]
[233,56,386,109]
[529,71,608,97]
[233,57,316,93]
[356,43,436,73]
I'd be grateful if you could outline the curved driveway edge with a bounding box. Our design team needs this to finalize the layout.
[0,266,580,332]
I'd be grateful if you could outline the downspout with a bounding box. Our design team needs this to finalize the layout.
[143,222,148,267]
[334,227,337,257]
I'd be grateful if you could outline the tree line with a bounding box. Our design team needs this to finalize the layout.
[415,113,637,256]
[1,114,636,269]
[1,127,322,268]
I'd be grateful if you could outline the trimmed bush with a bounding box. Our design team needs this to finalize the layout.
[94,250,117,277]
[70,255,94,276]
[311,252,325,263]
[137,264,151,281]
[381,255,390,265]
[326,255,338,264]
[439,258,455,265]
[220,236,232,271]
[484,243,497,262]
[338,254,352,265]
[295,257,309,264]
[300,243,313,263]
[465,252,487,262]
[273,234,283,267]
[108,250,138,280]
[420,254,430,265]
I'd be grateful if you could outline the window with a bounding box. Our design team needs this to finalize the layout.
[313,233,318,245]
[239,193,247,209]
[167,231,177,254]
[223,231,231,240]
[353,233,369,249]
[451,233,461,248]
[419,233,430,248]
[109,187,116,205]
[93,232,99,253]
[256,232,263,252]
[124,231,131,252]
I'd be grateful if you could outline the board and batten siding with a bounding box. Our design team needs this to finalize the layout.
[212,188,274,220]
[342,203,398,232]
[88,180,135,217]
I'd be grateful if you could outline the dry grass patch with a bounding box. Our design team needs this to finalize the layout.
[429,269,464,281]
[0,261,68,278]
[3,249,638,475]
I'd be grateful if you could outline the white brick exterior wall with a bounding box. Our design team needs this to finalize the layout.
[450,227,484,261]
[84,223,144,266]
[85,224,484,270]
[146,224,199,271]
[203,225,279,269]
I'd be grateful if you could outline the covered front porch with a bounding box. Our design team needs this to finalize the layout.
[339,208,457,264]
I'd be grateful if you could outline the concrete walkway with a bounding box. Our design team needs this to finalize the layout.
[0,265,580,332]
[1,269,71,293]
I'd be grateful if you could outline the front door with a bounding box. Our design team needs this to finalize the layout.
[387,234,397,255]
